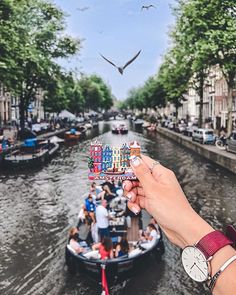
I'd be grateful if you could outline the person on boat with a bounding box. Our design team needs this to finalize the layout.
[98,185,116,204]
[92,236,114,259]
[122,154,236,295]
[85,194,96,223]
[77,204,86,225]
[68,227,84,254]
[90,182,103,200]
[96,200,110,240]
[140,224,160,249]
[115,235,129,258]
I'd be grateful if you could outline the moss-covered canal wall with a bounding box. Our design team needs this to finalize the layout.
[157,127,236,174]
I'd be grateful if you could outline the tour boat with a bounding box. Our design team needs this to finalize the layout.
[112,124,128,134]
[4,138,59,168]
[65,199,165,285]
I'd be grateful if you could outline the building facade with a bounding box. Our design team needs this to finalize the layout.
[90,141,102,173]
[130,141,141,158]
[120,143,130,170]
[0,84,11,126]
[102,145,113,171]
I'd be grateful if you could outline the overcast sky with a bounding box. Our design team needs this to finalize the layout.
[54,0,176,100]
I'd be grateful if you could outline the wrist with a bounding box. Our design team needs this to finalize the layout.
[180,211,214,248]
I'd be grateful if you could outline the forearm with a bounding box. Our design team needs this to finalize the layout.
[174,212,236,295]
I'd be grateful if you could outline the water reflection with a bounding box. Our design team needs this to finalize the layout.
[0,121,235,295]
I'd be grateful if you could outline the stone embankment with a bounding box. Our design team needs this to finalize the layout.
[156,127,236,174]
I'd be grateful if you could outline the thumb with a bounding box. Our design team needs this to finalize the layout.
[130,156,156,191]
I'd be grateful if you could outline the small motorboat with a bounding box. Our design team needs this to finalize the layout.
[65,198,165,285]
[112,124,128,134]
[3,138,59,168]
[64,129,81,142]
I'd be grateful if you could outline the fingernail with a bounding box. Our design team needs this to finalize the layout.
[122,183,126,190]
[126,193,132,201]
[130,156,141,167]
[131,207,140,215]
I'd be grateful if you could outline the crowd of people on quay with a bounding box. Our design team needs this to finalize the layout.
[68,180,161,260]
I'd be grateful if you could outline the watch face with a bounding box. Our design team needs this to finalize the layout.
[181,246,209,282]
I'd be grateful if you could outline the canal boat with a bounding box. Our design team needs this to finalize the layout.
[3,138,59,168]
[64,129,81,142]
[112,123,128,134]
[65,199,164,285]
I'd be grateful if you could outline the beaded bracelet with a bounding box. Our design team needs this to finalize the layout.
[209,254,236,292]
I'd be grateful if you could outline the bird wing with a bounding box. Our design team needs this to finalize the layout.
[123,50,141,70]
[149,5,156,8]
[100,54,118,68]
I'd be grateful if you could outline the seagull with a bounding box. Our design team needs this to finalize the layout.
[77,6,90,12]
[141,5,156,10]
[100,50,141,75]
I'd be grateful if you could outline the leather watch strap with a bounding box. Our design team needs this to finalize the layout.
[196,231,233,259]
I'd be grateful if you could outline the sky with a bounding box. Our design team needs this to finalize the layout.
[53,0,176,100]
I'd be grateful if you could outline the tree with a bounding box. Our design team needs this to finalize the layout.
[78,75,113,112]
[158,49,191,119]
[0,0,80,129]
[173,0,236,133]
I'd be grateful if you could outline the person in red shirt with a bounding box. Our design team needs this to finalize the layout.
[92,237,114,259]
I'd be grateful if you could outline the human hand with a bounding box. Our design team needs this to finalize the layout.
[123,155,214,248]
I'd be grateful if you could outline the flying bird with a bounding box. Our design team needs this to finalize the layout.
[77,6,90,12]
[141,5,156,10]
[100,50,141,75]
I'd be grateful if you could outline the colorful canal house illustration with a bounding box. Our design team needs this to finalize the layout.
[88,141,140,180]
[102,145,113,171]
[130,141,141,158]
[89,141,102,173]
[120,143,130,171]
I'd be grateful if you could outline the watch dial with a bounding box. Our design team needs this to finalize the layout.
[181,246,209,282]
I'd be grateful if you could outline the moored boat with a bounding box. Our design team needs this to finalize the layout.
[64,129,81,142]
[3,138,59,168]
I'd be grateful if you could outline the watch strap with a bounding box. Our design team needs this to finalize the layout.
[196,230,233,259]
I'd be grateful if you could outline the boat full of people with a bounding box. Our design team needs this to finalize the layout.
[112,123,128,134]
[65,181,165,286]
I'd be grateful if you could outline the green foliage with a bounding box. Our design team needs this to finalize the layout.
[0,0,80,128]
[172,0,236,132]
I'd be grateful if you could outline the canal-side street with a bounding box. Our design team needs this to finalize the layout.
[156,126,236,174]
[0,121,235,295]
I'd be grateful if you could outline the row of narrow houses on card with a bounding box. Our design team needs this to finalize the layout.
[89,141,141,173]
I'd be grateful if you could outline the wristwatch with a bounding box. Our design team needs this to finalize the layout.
[181,231,233,282]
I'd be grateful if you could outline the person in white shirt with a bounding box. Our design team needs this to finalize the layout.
[95,200,110,240]
[69,227,84,254]
[140,223,161,249]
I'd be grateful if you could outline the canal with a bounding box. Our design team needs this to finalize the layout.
[0,121,235,295]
